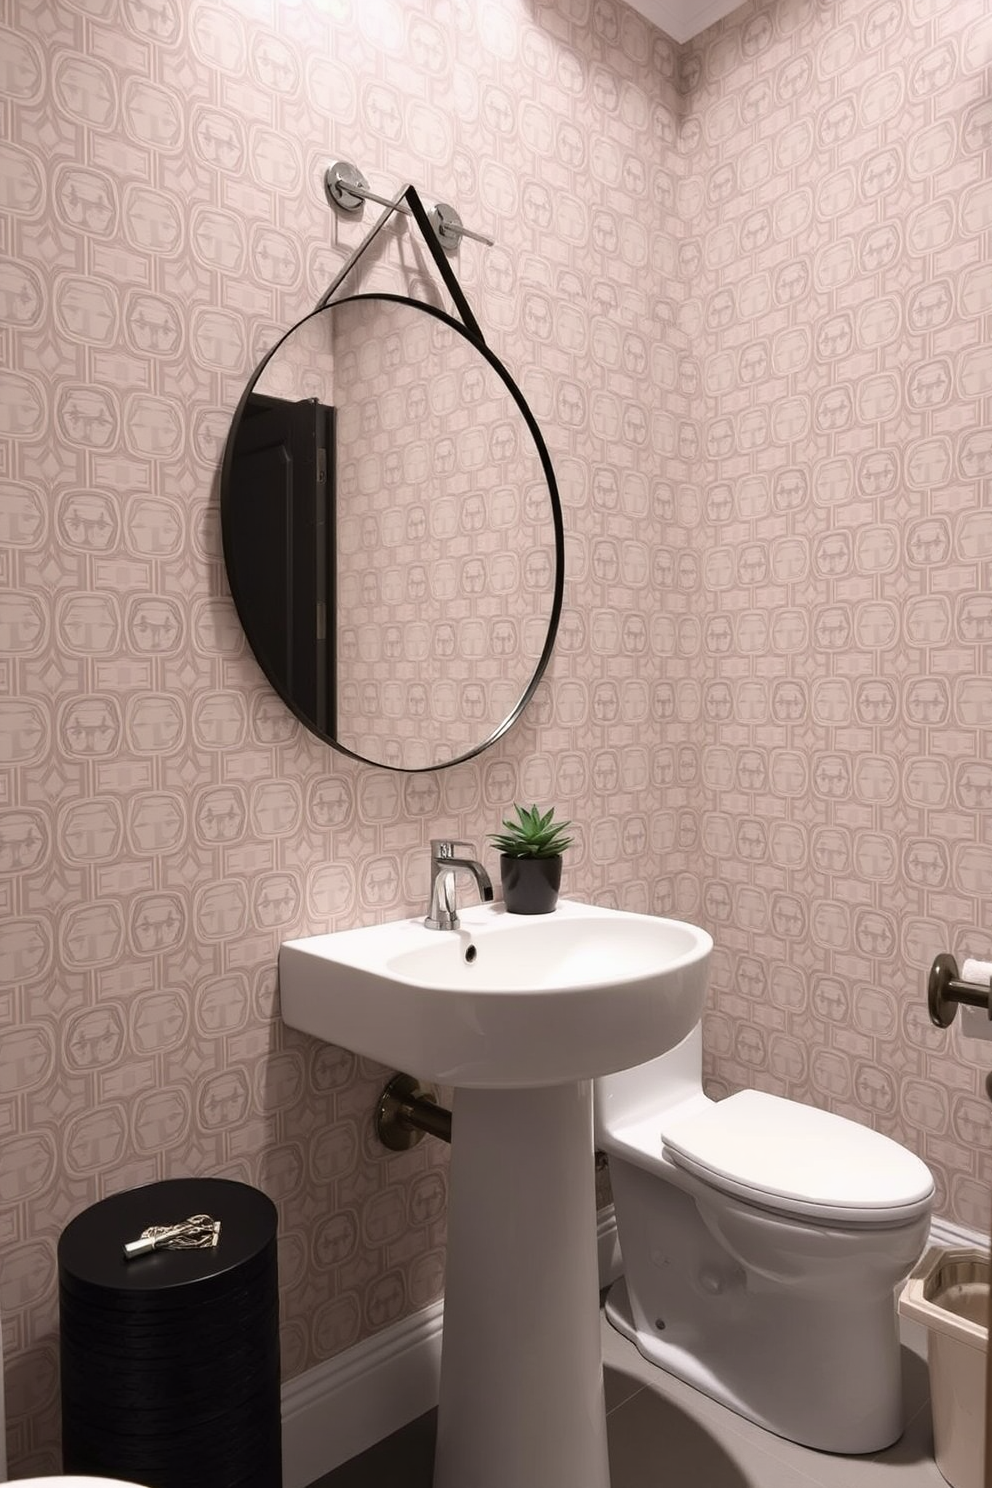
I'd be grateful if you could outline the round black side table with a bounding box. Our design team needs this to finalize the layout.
[58,1177,281,1488]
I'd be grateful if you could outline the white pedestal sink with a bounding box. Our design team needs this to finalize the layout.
[280,899,712,1488]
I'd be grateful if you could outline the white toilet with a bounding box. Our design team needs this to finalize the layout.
[595,1022,935,1455]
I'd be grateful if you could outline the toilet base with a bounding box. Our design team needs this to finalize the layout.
[601,1134,932,1457]
[606,1276,805,1442]
[604,1271,905,1456]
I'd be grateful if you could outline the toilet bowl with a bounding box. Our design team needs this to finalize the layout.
[595,1023,935,1455]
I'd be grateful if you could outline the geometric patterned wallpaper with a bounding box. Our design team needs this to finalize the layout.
[246,295,557,769]
[1,0,990,1472]
[299,298,556,768]
[687,0,992,1230]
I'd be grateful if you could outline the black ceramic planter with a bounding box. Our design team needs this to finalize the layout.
[500,854,562,915]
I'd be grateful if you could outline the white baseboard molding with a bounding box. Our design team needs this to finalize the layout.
[281,1212,622,1488]
[929,1214,989,1252]
[280,1207,984,1487]
[281,1298,443,1488]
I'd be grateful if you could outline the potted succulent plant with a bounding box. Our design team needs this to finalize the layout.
[488,803,574,915]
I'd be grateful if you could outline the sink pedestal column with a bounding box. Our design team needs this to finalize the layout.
[434,1080,610,1488]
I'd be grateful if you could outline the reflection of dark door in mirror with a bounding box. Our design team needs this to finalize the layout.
[227,393,335,733]
[221,294,563,772]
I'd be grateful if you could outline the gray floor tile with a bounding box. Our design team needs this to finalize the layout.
[734,1405,942,1488]
[599,1303,944,1488]
[308,1305,949,1488]
[308,1410,435,1488]
[606,1382,824,1488]
[742,1364,940,1488]
[605,1361,647,1414]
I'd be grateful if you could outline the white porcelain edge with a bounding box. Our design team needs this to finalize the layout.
[282,897,673,969]
[279,900,713,1088]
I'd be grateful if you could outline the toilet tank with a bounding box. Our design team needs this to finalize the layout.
[594,1022,707,1143]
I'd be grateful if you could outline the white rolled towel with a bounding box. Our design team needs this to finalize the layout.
[961,958,992,987]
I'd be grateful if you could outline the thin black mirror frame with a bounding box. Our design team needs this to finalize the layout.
[220,291,565,773]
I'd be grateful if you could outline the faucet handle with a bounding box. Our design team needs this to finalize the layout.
[430,838,475,860]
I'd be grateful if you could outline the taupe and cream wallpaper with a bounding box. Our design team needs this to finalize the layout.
[327,298,557,767]
[1,0,990,1473]
[684,0,992,1219]
[245,292,558,768]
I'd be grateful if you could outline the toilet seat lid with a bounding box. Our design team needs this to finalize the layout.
[660,1089,935,1224]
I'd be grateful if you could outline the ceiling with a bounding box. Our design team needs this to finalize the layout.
[624,0,745,43]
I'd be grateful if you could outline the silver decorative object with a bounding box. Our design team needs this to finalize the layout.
[123,1213,221,1259]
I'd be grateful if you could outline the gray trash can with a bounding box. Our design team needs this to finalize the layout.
[899,1246,988,1488]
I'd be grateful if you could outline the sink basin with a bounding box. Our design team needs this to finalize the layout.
[279,898,712,1088]
[280,899,712,1488]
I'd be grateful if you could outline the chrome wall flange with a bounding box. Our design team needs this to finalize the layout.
[376,1073,452,1150]
[324,160,372,212]
[927,952,992,1028]
[428,201,495,252]
[323,160,495,252]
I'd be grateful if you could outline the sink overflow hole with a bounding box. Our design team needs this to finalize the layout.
[464,944,477,963]
[655,1319,666,1331]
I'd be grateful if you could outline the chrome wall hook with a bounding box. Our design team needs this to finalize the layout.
[324,160,412,217]
[318,171,486,340]
[428,201,495,253]
[324,160,494,254]
[324,160,367,212]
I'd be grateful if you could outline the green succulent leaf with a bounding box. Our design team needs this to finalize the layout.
[487,803,574,859]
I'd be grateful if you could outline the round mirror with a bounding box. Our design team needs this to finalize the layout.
[221,293,564,771]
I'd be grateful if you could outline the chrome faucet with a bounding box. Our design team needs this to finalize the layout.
[425,839,494,930]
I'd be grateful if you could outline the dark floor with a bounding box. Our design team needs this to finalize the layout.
[309,1308,946,1488]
